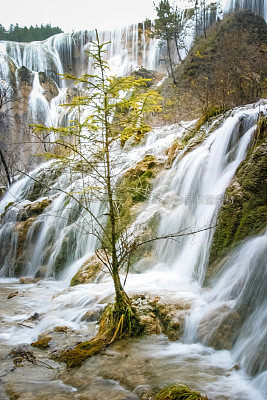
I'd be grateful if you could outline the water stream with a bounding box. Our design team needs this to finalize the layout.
[0,4,266,398]
[0,100,266,399]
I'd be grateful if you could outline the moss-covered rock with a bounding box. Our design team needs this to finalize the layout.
[18,198,51,221]
[131,67,163,87]
[31,336,52,349]
[70,250,109,286]
[207,118,267,282]
[154,384,208,400]
[113,155,161,240]
[54,300,143,368]
[131,294,192,341]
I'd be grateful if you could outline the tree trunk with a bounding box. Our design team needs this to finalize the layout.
[0,148,11,186]
[174,37,182,62]
[166,38,177,86]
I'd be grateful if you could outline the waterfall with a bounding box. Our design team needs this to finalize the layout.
[223,0,267,21]
[152,103,261,283]
[0,100,265,399]
[183,232,267,397]
[2,25,160,86]
[0,5,266,398]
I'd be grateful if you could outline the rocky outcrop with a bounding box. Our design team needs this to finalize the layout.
[132,294,192,341]
[207,117,267,282]
[197,305,241,350]
[131,67,163,87]
[38,72,59,102]
[18,198,52,221]
[70,250,109,286]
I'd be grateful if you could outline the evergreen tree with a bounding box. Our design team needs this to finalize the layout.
[32,32,162,355]
[152,0,185,85]
[0,23,63,42]
[153,0,177,84]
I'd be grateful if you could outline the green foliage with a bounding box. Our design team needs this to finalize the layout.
[0,23,63,42]
[153,0,181,42]
[32,31,162,331]
[155,384,208,400]
[194,106,228,130]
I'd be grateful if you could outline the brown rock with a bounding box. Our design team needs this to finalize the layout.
[19,277,40,284]
[7,291,19,299]
[70,250,109,286]
[197,305,241,350]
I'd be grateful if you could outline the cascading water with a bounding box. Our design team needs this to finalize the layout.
[0,24,162,176]
[0,4,266,398]
[223,0,267,21]
[0,100,266,399]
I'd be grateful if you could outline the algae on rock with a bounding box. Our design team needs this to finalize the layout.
[154,383,208,400]
[207,118,267,282]
[70,250,109,286]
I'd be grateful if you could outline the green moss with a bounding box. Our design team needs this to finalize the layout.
[31,336,52,349]
[0,201,14,221]
[181,106,227,148]
[195,106,228,131]
[55,300,143,368]
[70,260,101,286]
[207,123,267,283]
[57,337,107,368]
[154,384,208,400]
[104,155,160,247]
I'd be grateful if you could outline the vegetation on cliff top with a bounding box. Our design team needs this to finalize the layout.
[157,10,267,124]
[0,23,63,42]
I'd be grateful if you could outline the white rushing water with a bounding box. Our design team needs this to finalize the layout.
[0,100,266,399]
[0,2,266,397]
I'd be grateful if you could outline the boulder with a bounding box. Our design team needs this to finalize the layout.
[131,67,163,87]
[18,198,52,221]
[197,305,241,350]
[70,250,109,286]
[19,277,40,284]
[132,294,192,341]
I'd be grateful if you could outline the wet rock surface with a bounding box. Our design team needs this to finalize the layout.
[70,251,109,286]
[132,294,192,341]
[0,281,262,400]
[197,305,241,350]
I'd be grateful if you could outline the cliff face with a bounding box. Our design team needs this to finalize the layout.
[206,115,267,282]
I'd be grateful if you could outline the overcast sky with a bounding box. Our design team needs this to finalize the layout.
[1,0,161,32]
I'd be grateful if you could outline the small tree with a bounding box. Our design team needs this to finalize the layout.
[153,0,179,85]
[33,31,162,342]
